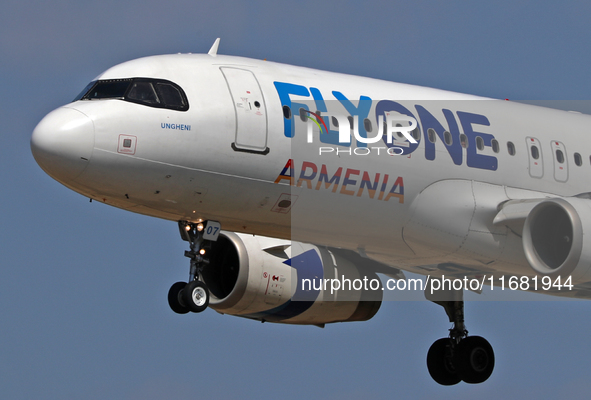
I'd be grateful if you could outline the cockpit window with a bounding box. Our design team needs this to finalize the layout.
[73,81,98,102]
[155,82,186,109]
[74,77,189,111]
[84,79,132,100]
[127,81,159,105]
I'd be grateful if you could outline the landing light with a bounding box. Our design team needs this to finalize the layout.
[197,223,204,232]
[199,249,206,255]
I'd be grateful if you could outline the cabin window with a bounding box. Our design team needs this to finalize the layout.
[76,77,189,111]
[444,131,452,145]
[396,124,404,138]
[427,128,436,143]
[507,141,516,156]
[347,116,354,130]
[476,136,484,151]
[364,118,372,132]
[412,127,420,141]
[347,115,354,129]
[491,139,500,153]
[460,134,468,148]
[530,145,540,160]
[574,152,582,166]
[332,116,339,127]
[556,149,565,164]
[282,105,291,119]
[299,108,307,122]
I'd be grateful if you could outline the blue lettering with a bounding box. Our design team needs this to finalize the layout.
[161,123,191,131]
[273,82,498,170]
[273,82,310,138]
[457,111,497,171]
[415,105,462,165]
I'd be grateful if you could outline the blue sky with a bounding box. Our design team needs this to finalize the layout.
[3,1,591,399]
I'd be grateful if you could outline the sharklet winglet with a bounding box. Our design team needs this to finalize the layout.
[208,38,220,56]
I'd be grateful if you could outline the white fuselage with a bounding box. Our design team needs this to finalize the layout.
[31,53,591,290]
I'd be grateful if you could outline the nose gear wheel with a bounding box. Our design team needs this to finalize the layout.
[168,221,219,314]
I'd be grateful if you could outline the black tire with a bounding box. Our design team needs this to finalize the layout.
[427,338,461,386]
[182,280,209,313]
[454,336,495,384]
[168,281,190,314]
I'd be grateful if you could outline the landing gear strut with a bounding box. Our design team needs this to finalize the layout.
[168,220,220,314]
[426,286,494,385]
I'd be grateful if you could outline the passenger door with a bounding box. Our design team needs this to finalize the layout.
[221,67,269,154]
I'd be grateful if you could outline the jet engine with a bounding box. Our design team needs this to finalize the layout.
[199,232,383,325]
[522,197,591,283]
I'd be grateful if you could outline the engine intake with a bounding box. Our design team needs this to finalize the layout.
[200,232,383,325]
[523,198,591,282]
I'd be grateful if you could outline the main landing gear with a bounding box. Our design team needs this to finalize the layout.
[168,220,220,314]
[426,289,495,385]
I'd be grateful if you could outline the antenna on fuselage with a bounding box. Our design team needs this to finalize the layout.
[208,38,220,56]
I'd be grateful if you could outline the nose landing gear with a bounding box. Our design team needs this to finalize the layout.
[167,220,220,314]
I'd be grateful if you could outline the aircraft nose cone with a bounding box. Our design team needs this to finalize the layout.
[31,107,95,183]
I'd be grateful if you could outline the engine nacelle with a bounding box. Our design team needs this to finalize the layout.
[522,197,591,283]
[200,232,383,325]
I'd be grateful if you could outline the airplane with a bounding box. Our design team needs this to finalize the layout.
[30,38,591,386]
